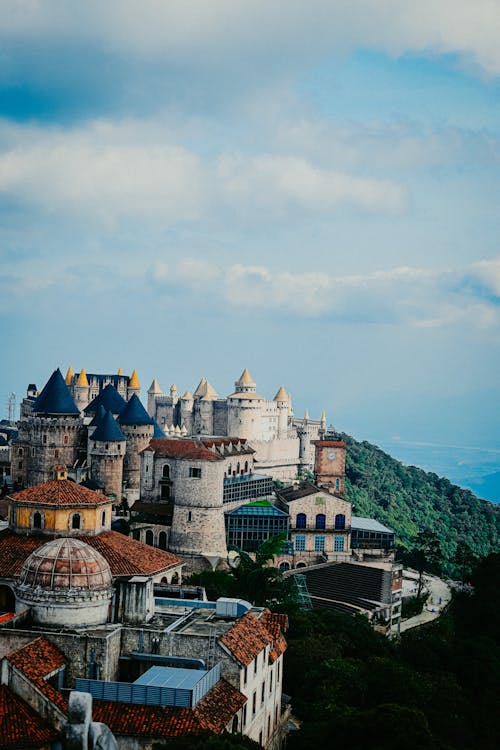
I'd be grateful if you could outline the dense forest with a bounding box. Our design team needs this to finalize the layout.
[341,433,500,570]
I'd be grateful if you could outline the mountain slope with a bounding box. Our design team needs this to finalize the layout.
[342,433,500,568]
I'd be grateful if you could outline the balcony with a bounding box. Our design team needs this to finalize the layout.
[290,524,350,532]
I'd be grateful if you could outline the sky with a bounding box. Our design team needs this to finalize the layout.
[1,1,500,484]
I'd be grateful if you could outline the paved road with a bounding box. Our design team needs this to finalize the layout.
[400,572,452,633]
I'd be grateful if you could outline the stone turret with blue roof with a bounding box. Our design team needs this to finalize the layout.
[89,411,127,501]
[13,369,86,487]
[118,394,154,498]
[84,384,127,418]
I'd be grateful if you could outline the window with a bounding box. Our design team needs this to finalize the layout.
[71,514,81,530]
[188,511,192,522]
[295,535,306,552]
[244,461,248,473]
[162,464,170,479]
[158,531,167,550]
[43,435,47,445]
[33,511,42,529]
[277,661,280,681]
[252,692,256,715]
[18,461,23,470]
[18,448,23,456]
[101,511,106,526]
[244,666,248,685]
[54,449,59,459]
[315,513,326,530]
[335,478,341,491]
[296,513,306,529]
[145,529,154,545]
[189,467,202,478]
[314,535,325,552]
[31,447,35,457]
[261,682,265,703]
[335,513,346,530]
[64,435,69,445]
[269,671,273,692]
[227,464,231,476]
[334,536,345,552]
[242,704,247,728]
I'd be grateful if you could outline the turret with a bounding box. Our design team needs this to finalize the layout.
[127,368,141,400]
[179,390,194,435]
[74,368,90,412]
[147,378,162,418]
[297,408,314,474]
[274,385,290,439]
[118,394,154,500]
[227,369,264,440]
[89,410,126,500]
[192,378,218,435]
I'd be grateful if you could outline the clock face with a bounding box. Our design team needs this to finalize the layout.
[328,451,336,460]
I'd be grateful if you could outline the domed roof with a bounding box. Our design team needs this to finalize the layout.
[18,538,112,592]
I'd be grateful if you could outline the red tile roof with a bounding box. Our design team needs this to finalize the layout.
[0,685,59,748]
[143,439,223,461]
[7,637,68,712]
[0,529,183,578]
[92,679,245,738]
[9,480,111,507]
[220,613,273,667]
[194,679,246,733]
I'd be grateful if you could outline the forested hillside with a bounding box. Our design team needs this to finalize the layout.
[342,434,500,568]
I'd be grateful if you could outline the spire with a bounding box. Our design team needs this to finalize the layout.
[274,385,289,402]
[320,409,326,423]
[117,368,123,375]
[76,368,89,387]
[193,378,207,398]
[148,378,162,394]
[33,369,80,416]
[129,369,140,390]
[65,366,73,385]
[304,408,309,421]
[237,368,255,387]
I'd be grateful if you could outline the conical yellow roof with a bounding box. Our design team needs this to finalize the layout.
[274,385,289,402]
[304,408,309,420]
[76,368,89,387]
[65,366,73,385]
[320,409,326,422]
[237,368,255,386]
[129,369,140,389]
[117,368,123,375]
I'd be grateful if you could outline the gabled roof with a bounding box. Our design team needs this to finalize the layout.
[32,369,80,416]
[118,394,154,426]
[0,685,60,748]
[10,479,111,507]
[7,637,68,712]
[91,410,126,442]
[219,611,286,667]
[84,383,127,415]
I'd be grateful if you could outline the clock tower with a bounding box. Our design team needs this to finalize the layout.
[313,437,347,496]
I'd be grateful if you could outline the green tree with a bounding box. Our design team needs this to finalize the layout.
[452,542,477,584]
[406,530,443,600]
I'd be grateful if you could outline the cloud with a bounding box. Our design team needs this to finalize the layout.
[2,1,500,77]
[0,119,406,223]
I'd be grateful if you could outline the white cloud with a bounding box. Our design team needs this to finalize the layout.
[2,1,500,75]
[0,120,406,222]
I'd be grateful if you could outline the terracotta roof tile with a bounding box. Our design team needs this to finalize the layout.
[10,480,111,507]
[144,439,223,461]
[92,680,245,738]
[194,679,246,733]
[220,611,288,667]
[0,529,183,578]
[0,685,59,748]
[7,637,68,712]
[93,701,201,737]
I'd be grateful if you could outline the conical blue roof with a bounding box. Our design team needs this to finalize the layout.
[84,383,127,415]
[118,394,154,426]
[91,410,126,442]
[152,419,165,438]
[33,369,80,416]
[89,404,106,427]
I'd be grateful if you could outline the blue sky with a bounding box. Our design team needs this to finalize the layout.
[1,1,500,480]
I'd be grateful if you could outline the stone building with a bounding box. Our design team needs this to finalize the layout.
[147,368,326,479]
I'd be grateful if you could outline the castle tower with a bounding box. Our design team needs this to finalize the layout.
[313,436,347,496]
[12,369,85,487]
[179,391,194,435]
[127,369,141,400]
[227,368,264,441]
[274,385,290,439]
[319,409,327,438]
[297,408,314,475]
[89,410,126,500]
[192,378,218,435]
[147,378,162,417]
[118,394,154,499]
[74,368,90,413]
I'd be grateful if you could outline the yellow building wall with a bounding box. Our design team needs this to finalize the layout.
[14,503,112,534]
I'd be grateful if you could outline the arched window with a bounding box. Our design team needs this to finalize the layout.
[162,464,170,479]
[335,513,346,530]
[296,513,307,529]
[244,461,248,473]
[227,464,232,476]
[132,529,141,541]
[279,561,290,571]
[237,462,240,474]
[315,513,326,530]
[158,531,167,550]
[63,435,69,445]
[33,511,42,530]
[72,513,81,530]
[145,529,154,546]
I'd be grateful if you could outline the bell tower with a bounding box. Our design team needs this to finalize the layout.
[313,435,347,496]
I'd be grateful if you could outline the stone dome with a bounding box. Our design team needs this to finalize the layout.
[18,538,112,591]
[15,538,113,627]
